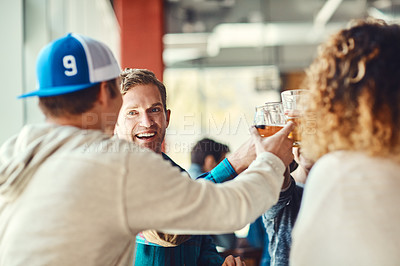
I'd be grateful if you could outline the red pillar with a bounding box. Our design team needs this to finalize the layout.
[114,0,164,80]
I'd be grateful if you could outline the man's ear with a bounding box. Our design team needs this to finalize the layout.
[97,81,110,107]
[165,109,171,128]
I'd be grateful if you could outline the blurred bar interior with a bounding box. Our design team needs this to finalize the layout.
[1,0,398,168]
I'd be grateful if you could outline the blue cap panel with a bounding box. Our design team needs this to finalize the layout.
[18,33,120,98]
[36,34,90,90]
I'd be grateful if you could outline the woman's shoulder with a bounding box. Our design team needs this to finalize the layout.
[315,150,400,174]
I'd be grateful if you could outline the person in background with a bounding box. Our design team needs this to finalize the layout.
[189,138,271,266]
[291,18,400,265]
[190,139,283,266]
[188,138,230,180]
[115,68,250,265]
[0,33,295,266]
[188,138,238,251]
[262,147,313,266]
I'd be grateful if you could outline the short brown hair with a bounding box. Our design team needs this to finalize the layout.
[191,138,230,166]
[39,79,119,117]
[119,68,167,112]
[302,18,400,162]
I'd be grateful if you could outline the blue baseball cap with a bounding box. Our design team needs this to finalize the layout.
[19,33,121,98]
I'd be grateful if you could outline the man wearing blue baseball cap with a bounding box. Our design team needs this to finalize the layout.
[0,33,294,266]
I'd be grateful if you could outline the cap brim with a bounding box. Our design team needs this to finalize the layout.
[18,82,100,98]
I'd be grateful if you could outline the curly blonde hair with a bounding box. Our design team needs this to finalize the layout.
[301,18,400,162]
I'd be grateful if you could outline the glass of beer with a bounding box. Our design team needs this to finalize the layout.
[281,90,309,147]
[254,102,286,137]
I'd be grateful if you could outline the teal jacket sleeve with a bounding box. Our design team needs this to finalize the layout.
[196,158,237,184]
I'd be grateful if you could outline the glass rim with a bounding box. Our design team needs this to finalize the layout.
[281,89,309,95]
[264,101,283,105]
[256,101,283,109]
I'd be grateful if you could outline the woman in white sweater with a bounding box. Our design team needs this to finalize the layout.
[290,18,400,266]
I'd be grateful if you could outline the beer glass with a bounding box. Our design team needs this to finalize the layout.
[254,102,286,137]
[281,89,308,147]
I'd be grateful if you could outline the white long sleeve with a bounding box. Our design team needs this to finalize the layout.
[0,124,285,266]
[291,151,400,266]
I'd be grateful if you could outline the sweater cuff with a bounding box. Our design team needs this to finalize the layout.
[255,152,286,176]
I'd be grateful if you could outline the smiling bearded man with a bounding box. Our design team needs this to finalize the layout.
[114,68,247,266]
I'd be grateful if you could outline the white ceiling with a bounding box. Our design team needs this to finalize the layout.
[163,0,400,71]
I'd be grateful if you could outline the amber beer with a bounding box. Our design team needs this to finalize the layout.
[256,124,284,137]
[287,117,301,147]
[281,89,309,147]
